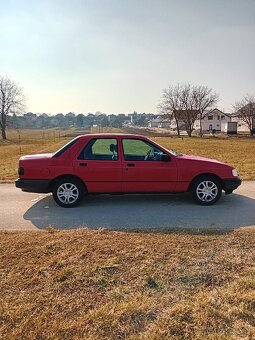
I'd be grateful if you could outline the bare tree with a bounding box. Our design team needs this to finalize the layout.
[234,95,255,136]
[178,83,198,137]
[159,83,219,137]
[193,85,219,137]
[158,84,184,137]
[0,76,26,140]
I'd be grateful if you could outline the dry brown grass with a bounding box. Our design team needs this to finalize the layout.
[154,136,255,180]
[0,228,254,339]
[0,129,78,181]
[0,128,255,181]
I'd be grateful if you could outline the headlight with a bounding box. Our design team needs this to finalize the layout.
[232,169,238,177]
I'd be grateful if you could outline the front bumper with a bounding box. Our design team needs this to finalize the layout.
[222,178,242,194]
[15,178,51,193]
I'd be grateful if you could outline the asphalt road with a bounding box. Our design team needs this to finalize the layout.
[0,182,254,232]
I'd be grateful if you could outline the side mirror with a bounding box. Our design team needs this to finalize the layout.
[161,154,171,162]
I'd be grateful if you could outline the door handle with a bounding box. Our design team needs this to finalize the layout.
[127,163,135,167]
[79,162,87,167]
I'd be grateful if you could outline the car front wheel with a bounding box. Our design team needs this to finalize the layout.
[191,176,222,205]
[52,178,84,207]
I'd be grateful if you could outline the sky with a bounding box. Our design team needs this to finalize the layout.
[0,0,254,114]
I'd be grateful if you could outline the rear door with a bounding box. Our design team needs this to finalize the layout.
[121,138,177,192]
[73,137,122,193]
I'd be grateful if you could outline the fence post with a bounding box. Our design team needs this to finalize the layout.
[17,130,21,155]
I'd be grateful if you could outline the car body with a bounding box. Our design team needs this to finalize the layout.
[15,133,241,207]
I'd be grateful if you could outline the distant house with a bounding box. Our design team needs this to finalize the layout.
[148,116,171,129]
[194,109,231,131]
[148,117,163,128]
[149,111,196,131]
[158,119,171,129]
[230,114,250,133]
[174,110,199,131]
[151,109,232,133]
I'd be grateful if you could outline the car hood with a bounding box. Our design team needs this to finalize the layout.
[20,153,53,161]
[177,154,227,166]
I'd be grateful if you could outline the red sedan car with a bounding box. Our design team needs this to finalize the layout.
[16,134,241,207]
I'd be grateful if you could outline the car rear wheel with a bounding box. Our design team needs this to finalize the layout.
[191,176,222,205]
[52,178,84,207]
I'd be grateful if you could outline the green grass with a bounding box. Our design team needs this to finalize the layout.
[90,138,118,155]
[0,228,254,339]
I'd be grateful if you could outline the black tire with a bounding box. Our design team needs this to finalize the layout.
[52,177,85,208]
[190,175,222,206]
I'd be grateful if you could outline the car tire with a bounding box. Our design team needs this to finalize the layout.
[52,177,85,208]
[190,175,222,206]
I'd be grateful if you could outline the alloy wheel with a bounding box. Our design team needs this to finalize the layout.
[56,182,79,205]
[196,180,218,202]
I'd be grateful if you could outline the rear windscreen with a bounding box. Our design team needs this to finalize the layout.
[53,137,80,158]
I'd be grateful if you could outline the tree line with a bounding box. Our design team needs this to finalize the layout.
[0,75,254,140]
[7,111,154,132]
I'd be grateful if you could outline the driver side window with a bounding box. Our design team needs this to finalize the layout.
[122,139,163,161]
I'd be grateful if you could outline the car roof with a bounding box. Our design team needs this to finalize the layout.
[78,133,148,139]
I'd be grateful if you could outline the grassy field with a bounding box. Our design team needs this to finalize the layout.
[1,130,255,339]
[0,228,254,339]
[154,136,255,180]
[0,129,78,181]
[0,128,255,180]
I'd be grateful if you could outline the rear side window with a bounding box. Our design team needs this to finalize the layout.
[53,137,80,158]
[78,138,118,160]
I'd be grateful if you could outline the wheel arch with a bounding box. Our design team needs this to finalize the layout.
[49,174,87,193]
[188,173,224,192]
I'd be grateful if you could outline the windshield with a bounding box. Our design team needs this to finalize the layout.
[145,137,183,157]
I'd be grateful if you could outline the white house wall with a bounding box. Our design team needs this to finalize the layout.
[231,117,250,132]
[194,110,231,131]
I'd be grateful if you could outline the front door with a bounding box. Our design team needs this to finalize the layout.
[73,137,122,193]
[121,138,177,192]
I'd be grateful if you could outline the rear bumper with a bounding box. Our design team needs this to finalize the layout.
[15,179,51,193]
[222,178,242,194]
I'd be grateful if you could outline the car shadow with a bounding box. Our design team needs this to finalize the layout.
[23,192,255,234]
